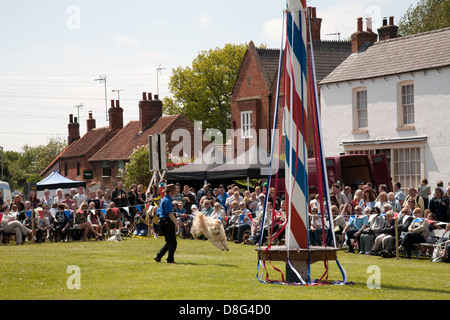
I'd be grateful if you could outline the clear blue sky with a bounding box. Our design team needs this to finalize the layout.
[0,0,418,152]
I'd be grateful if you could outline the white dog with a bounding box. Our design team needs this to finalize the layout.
[107,229,123,242]
[191,212,229,251]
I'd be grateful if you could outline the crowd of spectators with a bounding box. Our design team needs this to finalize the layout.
[0,177,449,263]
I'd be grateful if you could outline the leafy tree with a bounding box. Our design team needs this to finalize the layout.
[122,145,152,188]
[2,137,65,191]
[398,0,450,35]
[163,43,247,134]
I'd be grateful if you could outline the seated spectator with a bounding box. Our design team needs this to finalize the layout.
[61,193,74,210]
[133,210,148,237]
[245,201,284,245]
[87,202,103,239]
[104,202,123,236]
[0,206,31,245]
[370,210,396,257]
[36,204,54,242]
[403,187,425,211]
[199,189,215,209]
[359,209,385,254]
[326,205,347,247]
[210,202,226,223]
[374,192,389,213]
[399,208,429,259]
[342,206,369,253]
[387,192,401,213]
[227,201,252,243]
[201,200,214,217]
[309,207,325,246]
[53,204,70,242]
[74,202,103,241]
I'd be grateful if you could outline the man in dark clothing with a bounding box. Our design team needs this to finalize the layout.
[154,184,178,263]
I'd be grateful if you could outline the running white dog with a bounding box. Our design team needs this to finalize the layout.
[107,229,122,242]
[191,212,229,251]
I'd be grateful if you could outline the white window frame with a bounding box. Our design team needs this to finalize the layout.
[352,87,368,133]
[397,81,415,130]
[241,111,253,139]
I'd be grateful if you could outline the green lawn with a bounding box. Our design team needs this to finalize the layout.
[1,237,449,300]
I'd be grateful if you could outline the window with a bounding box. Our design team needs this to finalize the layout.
[397,81,414,129]
[117,160,125,177]
[393,147,420,191]
[353,87,368,132]
[241,111,253,138]
[102,161,111,177]
[401,83,414,125]
[76,162,81,177]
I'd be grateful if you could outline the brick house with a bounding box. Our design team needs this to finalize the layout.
[41,93,195,190]
[229,7,352,159]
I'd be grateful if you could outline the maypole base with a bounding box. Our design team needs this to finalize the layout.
[257,245,340,283]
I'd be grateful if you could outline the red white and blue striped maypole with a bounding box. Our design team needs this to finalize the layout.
[256,0,351,286]
[284,0,309,251]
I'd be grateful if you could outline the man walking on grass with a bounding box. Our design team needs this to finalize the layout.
[154,184,178,263]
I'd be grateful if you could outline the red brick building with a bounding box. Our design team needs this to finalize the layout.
[230,7,352,158]
[41,93,195,190]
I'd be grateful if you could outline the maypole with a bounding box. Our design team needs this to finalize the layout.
[256,0,351,286]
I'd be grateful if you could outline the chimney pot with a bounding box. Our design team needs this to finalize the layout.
[154,94,159,100]
[87,111,96,132]
[142,92,147,101]
[111,100,115,108]
[116,100,120,109]
[68,114,80,145]
[311,7,316,18]
[389,16,394,26]
[383,17,388,26]
[366,17,373,32]
[357,17,363,32]
[148,93,153,101]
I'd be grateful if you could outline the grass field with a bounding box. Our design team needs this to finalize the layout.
[1,236,449,300]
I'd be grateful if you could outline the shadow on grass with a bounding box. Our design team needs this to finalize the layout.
[377,283,450,295]
[170,261,239,268]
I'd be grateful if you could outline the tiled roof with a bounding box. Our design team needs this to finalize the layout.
[60,127,112,159]
[320,27,450,85]
[88,114,182,162]
[255,40,352,86]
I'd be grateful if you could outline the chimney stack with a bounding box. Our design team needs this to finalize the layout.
[351,17,377,53]
[378,16,398,41]
[139,92,162,132]
[109,100,124,131]
[307,7,322,42]
[68,114,80,145]
[86,111,96,132]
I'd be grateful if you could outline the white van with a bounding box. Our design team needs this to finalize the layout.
[0,180,12,207]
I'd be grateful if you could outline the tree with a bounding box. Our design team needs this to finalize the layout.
[2,137,65,191]
[122,145,152,188]
[163,43,247,134]
[398,0,450,35]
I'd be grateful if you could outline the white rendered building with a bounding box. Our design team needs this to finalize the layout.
[319,22,450,191]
